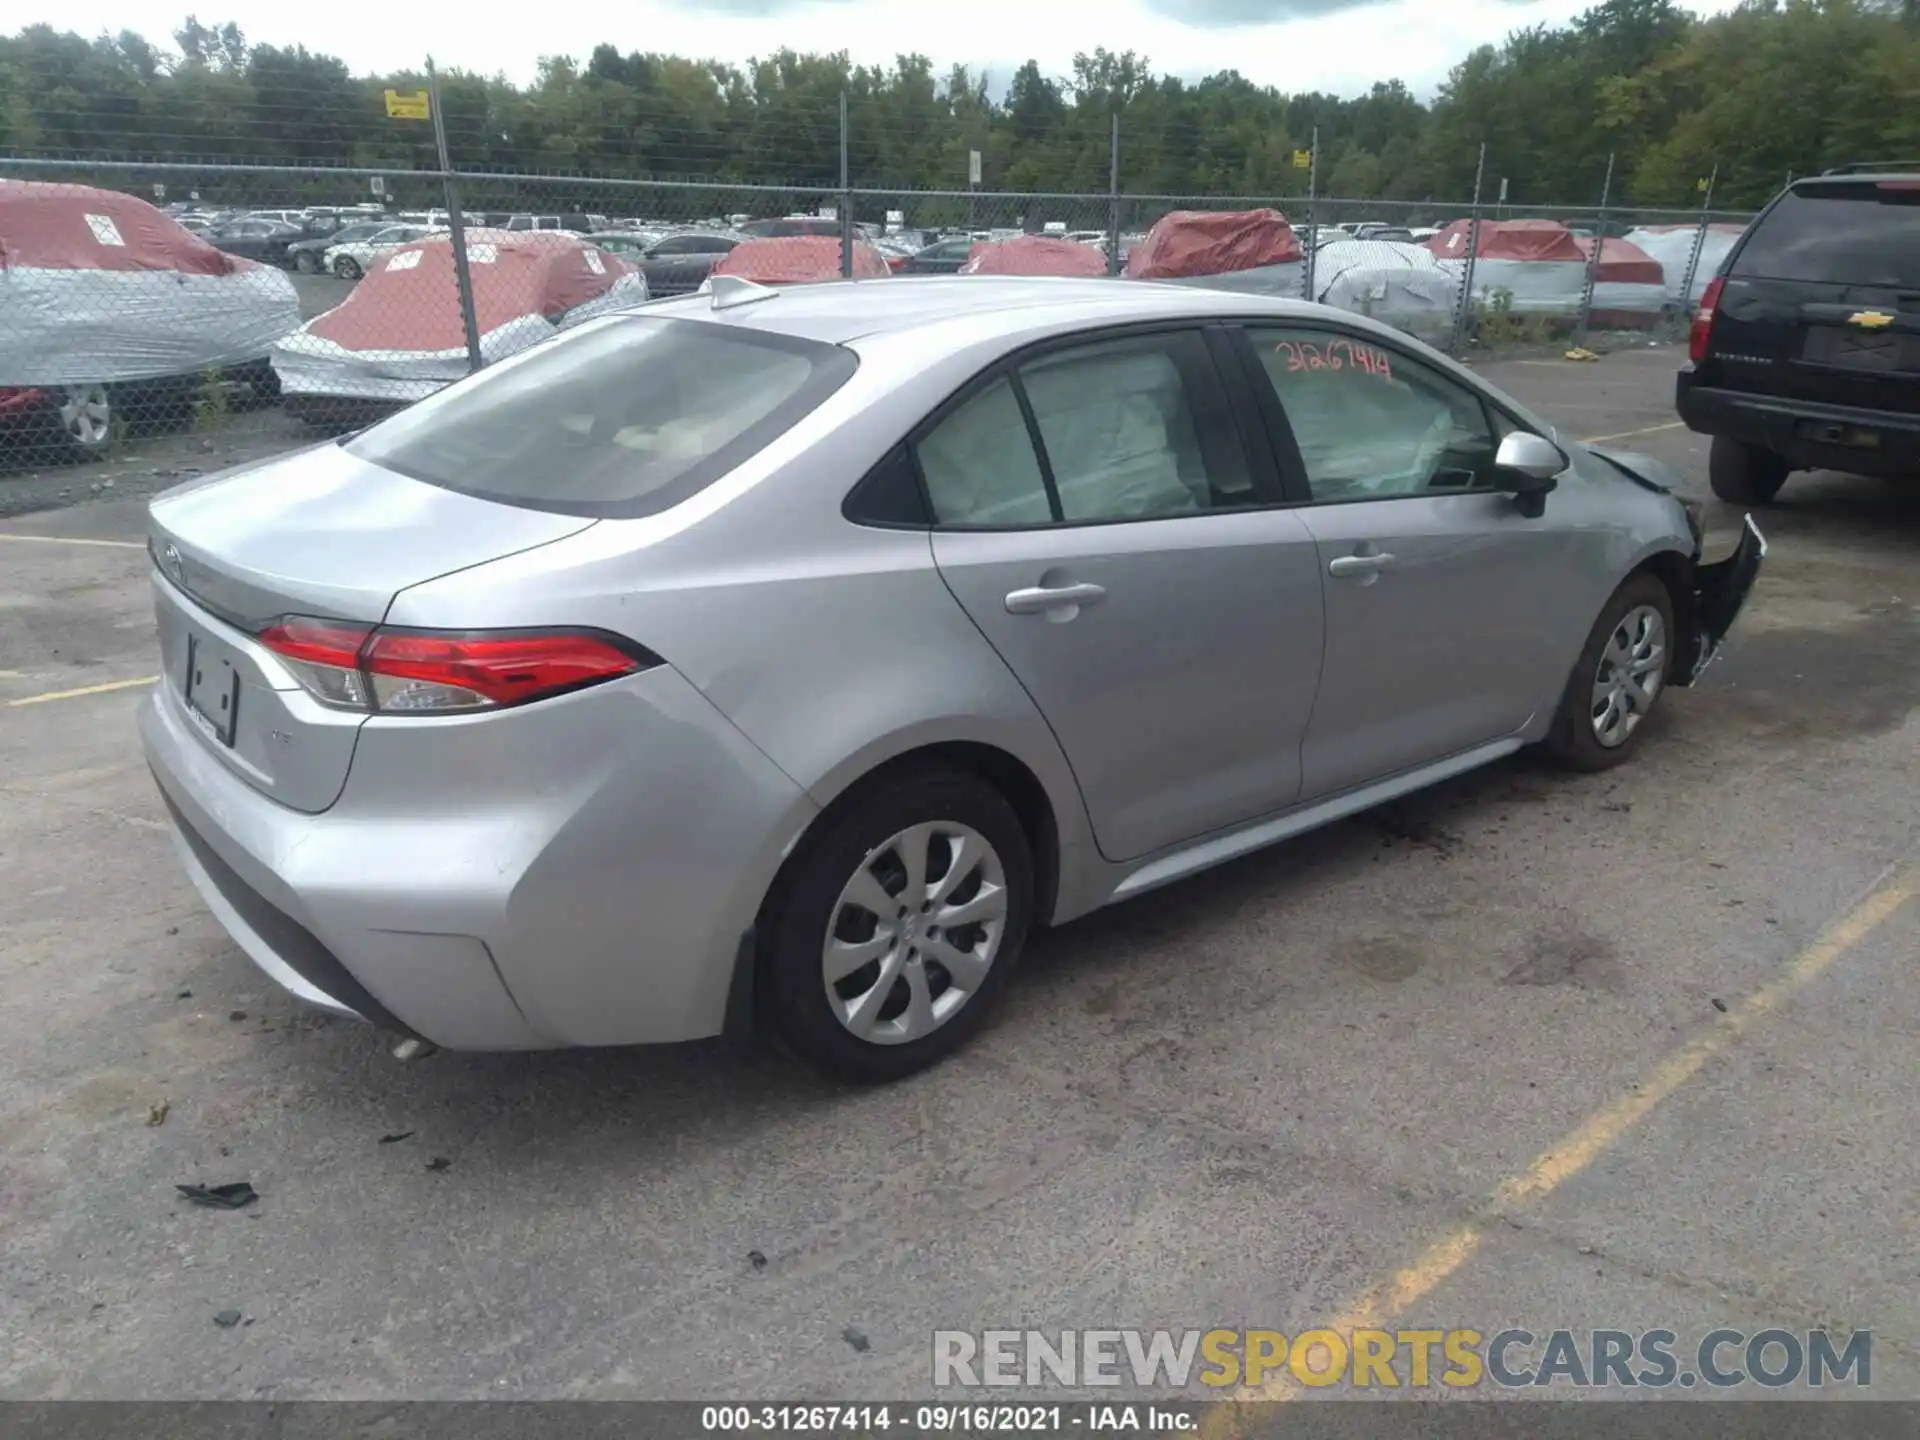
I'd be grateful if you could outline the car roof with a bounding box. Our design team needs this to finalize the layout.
[636,275,1325,344]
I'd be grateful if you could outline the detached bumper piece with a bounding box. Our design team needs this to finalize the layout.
[1683,513,1767,684]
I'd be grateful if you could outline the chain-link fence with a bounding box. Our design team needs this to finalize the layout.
[1,111,1757,471]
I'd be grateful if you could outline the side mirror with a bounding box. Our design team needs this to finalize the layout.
[1494,431,1565,518]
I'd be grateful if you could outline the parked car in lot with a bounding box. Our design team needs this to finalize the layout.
[1677,163,1920,501]
[505,213,606,234]
[272,229,646,423]
[0,181,299,459]
[207,217,315,265]
[901,236,977,273]
[592,229,742,296]
[323,223,443,280]
[739,216,843,238]
[287,220,390,274]
[140,277,1763,1080]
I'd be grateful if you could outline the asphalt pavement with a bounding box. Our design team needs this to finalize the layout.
[0,345,1915,1402]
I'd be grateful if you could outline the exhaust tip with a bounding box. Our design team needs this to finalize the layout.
[391,1037,439,1062]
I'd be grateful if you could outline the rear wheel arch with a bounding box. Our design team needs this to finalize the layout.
[764,740,1061,936]
[743,743,1056,1077]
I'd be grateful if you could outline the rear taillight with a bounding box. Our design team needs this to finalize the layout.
[1689,274,1725,364]
[258,618,653,714]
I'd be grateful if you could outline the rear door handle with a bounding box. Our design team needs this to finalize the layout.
[1327,552,1397,578]
[1005,583,1107,615]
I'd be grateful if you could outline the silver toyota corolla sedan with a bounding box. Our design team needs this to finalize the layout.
[139,276,1765,1081]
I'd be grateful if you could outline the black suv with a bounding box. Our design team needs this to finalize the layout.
[1676,163,1920,502]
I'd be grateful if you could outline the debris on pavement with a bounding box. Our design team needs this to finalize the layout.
[379,1132,415,1145]
[213,1309,243,1328]
[841,1326,871,1353]
[425,1156,451,1172]
[147,1100,170,1128]
[1564,347,1599,362]
[176,1182,258,1210]
[228,1010,247,1022]
[1711,997,1729,1013]
[748,1249,768,1271]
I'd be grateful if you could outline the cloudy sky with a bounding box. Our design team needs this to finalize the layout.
[31,0,1680,96]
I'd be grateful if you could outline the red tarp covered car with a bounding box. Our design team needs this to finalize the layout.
[0,181,300,455]
[710,235,891,284]
[1426,218,1589,315]
[960,234,1109,277]
[1124,210,1303,294]
[1574,234,1669,328]
[272,229,647,421]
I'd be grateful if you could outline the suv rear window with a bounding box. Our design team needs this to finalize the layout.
[1732,181,1920,288]
[347,316,856,518]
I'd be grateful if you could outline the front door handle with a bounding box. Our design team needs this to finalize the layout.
[1005,582,1107,615]
[1327,552,1397,578]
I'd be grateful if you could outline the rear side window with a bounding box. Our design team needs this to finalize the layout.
[1733,183,1920,287]
[914,329,1252,527]
[917,376,1054,526]
[348,317,856,518]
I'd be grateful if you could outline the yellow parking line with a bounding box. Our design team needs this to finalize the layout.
[6,676,158,708]
[1205,856,1916,1420]
[1580,420,1686,444]
[0,532,145,550]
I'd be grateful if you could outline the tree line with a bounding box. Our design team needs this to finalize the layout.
[1,0,1915,212]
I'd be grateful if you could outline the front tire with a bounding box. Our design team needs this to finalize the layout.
[293,251,319,274]
[758,763,1033,1083]
[1542,573,1676,772]
[1709,436,1788,504]
[332,255,362,280]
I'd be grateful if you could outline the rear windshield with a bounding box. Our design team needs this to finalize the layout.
[347,316,856,518]
[1732,182,1920,287]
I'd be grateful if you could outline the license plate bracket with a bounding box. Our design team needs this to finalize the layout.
[184,632,240,747]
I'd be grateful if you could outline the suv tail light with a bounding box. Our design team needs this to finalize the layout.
[258,617,656,714]
[1689,275,1725,364]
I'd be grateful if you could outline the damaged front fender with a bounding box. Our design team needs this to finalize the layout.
[1680,513,1767,685]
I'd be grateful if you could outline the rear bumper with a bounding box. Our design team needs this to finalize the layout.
[1677,370,1920,478]
[139,661,819,1050]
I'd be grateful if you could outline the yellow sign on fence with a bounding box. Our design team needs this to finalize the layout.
[1292,149,1312,169]
[385,89,431,121]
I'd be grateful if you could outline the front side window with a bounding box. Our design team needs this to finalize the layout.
[1245,327,1497,502]
[1018,331,1250,520]
[348,317,855,517]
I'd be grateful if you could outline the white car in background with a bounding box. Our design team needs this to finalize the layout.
[323,224,444,280]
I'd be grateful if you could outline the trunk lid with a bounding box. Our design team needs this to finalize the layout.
[147,441,595,813]
[1708,179,1920,417]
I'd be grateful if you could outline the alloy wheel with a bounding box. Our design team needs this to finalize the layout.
[821,821,1008,1045]
[1591,603,1666,748]
[58,384,112,452]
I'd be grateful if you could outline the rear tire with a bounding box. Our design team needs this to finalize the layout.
[332,255,362,280]
[758,762,1033,1083]
[1542,573,1677,772]
[1709,436,1788,504]
[56,383,115,460]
